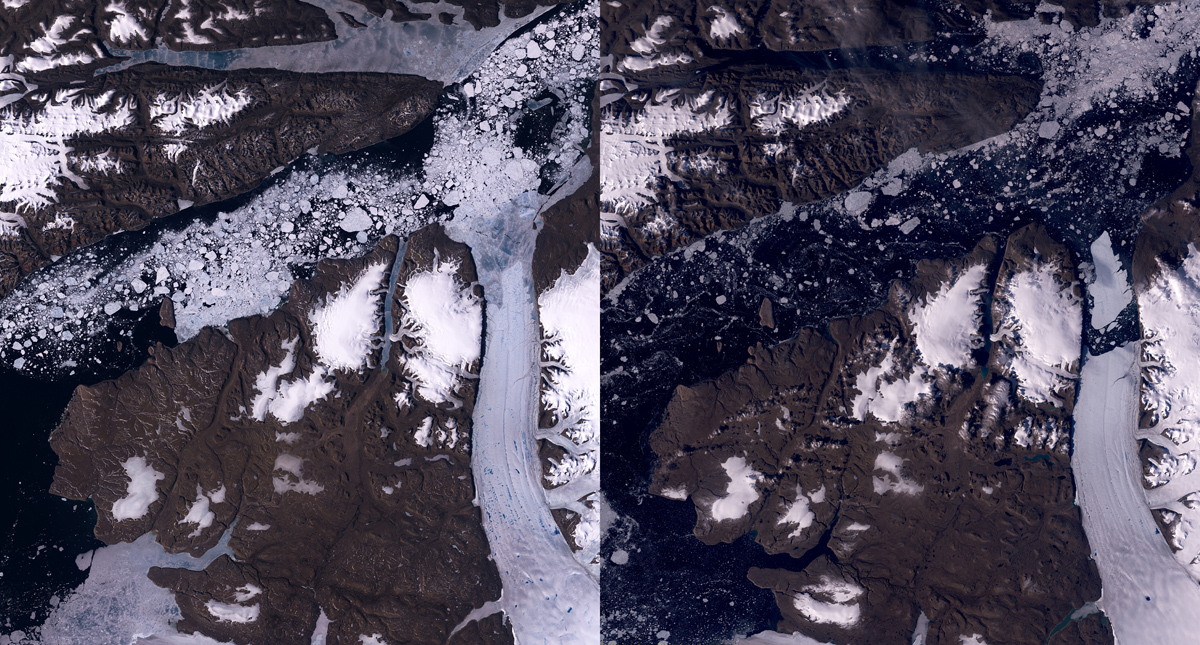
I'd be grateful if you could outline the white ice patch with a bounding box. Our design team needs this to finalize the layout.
[112,456,165,521]
[105,2,150,44]
[16,16,100,74]
[748,86,851,134]
[204,599,259,623]
[601,90,733,213]
[959,635,987,645]
[395,256,482,406]
[908,264,988,370]
[776,485,824,539]
[628,16,673,55]
[272,453,324,495]
[852,343,930,423]
[872,452,923,496]
[0,89,134,210]
[251,338,298,420]
[660,485,689,500]
[310,609,331,645]
[309,262,388,372]
[792,577,863,627]
[710,456,761,521]
[150,84,253,135]
[539,244,600,450]
[178,483,225,537]
[358,635,388,645]
[261,366,335,425]
[707,6,743,40]
[993,261,1082,404]
[233,584,261,602]
[1089,232,1130,329]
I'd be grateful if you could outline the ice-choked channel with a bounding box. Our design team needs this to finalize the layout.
[1073,235,1200,642]
[450,192,599,643]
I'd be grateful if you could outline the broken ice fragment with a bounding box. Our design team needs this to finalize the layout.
[104,302,121,315]
[339,207,372,232]
[131,278,148,293]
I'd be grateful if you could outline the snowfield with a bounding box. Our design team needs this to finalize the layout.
[909,264,989,370]
[0,88,134,210]
[992,261,1082,405]
[310,262,389,372]
[1136,244,1200,578]
[394,256,482,408]
[537,245,601,567]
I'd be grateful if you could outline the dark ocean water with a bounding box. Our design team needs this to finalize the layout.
[0,308,173,634]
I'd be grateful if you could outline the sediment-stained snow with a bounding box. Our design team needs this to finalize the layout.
[1089,232,1131,329]
[710,456,762,521]
[993,261,1082,404]
[908,264,989,370]
[112,456,165,521]
[309,262,388,372]
[395,257,482,406]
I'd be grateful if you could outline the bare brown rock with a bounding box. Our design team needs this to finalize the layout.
[648,228,1106,644]
[0,66,440,303]
[600,68,1041,292]
[48,227,507,645]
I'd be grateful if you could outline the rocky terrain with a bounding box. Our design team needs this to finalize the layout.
[47,225,509,644]
[598,23,1043,292]
[648,224,1107,644]
[0,65,439,302]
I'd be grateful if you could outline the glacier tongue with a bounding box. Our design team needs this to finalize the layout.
[449,193,599,643]
[1073,345,1200,642]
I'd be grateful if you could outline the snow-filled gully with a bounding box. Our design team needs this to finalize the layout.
[450,193,599,644]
